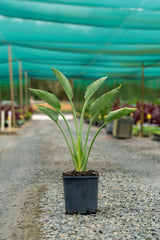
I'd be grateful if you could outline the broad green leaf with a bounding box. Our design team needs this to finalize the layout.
[51,68,73,101]
[104,107,136,124]
[29,88,61,110]
[90,85,121,116]
[37,105,59,122]
[84,76,107,100]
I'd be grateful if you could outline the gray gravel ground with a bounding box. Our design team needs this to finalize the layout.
[0,115,160,239]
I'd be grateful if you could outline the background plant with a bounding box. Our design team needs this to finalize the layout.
[133,125,160,137]
[0,105,34,127]
[107,99,160,126]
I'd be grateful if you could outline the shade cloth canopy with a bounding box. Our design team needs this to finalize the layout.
[0,0,160,89]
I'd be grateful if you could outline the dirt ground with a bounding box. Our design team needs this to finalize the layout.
[0,116,160,239]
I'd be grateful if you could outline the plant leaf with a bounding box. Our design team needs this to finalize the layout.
[29,88,61,110]
[90,85,121,116]
[37,105,59,122]
[84,76,107,100]
[51,68,73,101]
[104,107,137,124]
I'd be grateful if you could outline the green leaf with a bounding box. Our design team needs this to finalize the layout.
[84,76,107,100]
[51,68,73,101]
[104,107,136,123]
[29,88,61,110]
[37,105,59,122]
[90,85,121,116]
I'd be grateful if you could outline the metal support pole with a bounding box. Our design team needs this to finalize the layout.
[8,45,16,127]
[25,71,28,111]
[140,63,144,137]
[19,61,23,112]
[28,78,31,107]
[157,78,159,99]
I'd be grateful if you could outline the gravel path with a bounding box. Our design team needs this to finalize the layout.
[0,115,160,239]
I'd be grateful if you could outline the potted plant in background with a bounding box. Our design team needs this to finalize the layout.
[113,115,134,139]
[29,68,136,214]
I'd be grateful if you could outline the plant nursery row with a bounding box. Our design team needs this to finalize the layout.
[0,105,34,128]
[76,99,160,137]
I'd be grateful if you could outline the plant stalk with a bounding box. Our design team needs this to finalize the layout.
[58,110,78,161]
[80,113,98,168]
[82,121,108,171]
[57,122,78,170]
[70,101,81,169]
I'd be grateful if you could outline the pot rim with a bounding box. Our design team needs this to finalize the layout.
[62,175,99,179]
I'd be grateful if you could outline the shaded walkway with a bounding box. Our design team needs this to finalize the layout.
[0,116,160,239]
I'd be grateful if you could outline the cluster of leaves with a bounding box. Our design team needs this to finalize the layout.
[29,68,136,172]
[0,105,34,127]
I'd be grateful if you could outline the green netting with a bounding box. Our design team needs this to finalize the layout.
[3,0,160,10]
[1,1,160,30]
[0,78,25,103]
[1,0,160,92]
[1,16,160,45]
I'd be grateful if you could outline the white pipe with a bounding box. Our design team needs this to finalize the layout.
[1,110,5,131]
[8,111,12,130]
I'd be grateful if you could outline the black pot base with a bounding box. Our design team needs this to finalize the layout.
[65,210,98,215]
[63,174,99,214]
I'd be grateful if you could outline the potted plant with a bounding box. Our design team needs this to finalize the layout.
[113,116,134,139]
[153,130,160,141]
[29,68,136,214]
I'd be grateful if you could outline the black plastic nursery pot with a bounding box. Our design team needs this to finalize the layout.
[62,174,99,214]
[153,133,160,141]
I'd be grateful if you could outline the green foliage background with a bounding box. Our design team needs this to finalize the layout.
[1,78,160,105]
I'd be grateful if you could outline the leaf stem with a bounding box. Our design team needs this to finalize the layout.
[70,101,81,168]
[57,122,78,170]
[58,110,78,161]
[82,121,107,171]
[80,113,98,168]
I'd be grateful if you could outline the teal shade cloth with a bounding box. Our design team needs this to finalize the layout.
[0,0,160,88]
